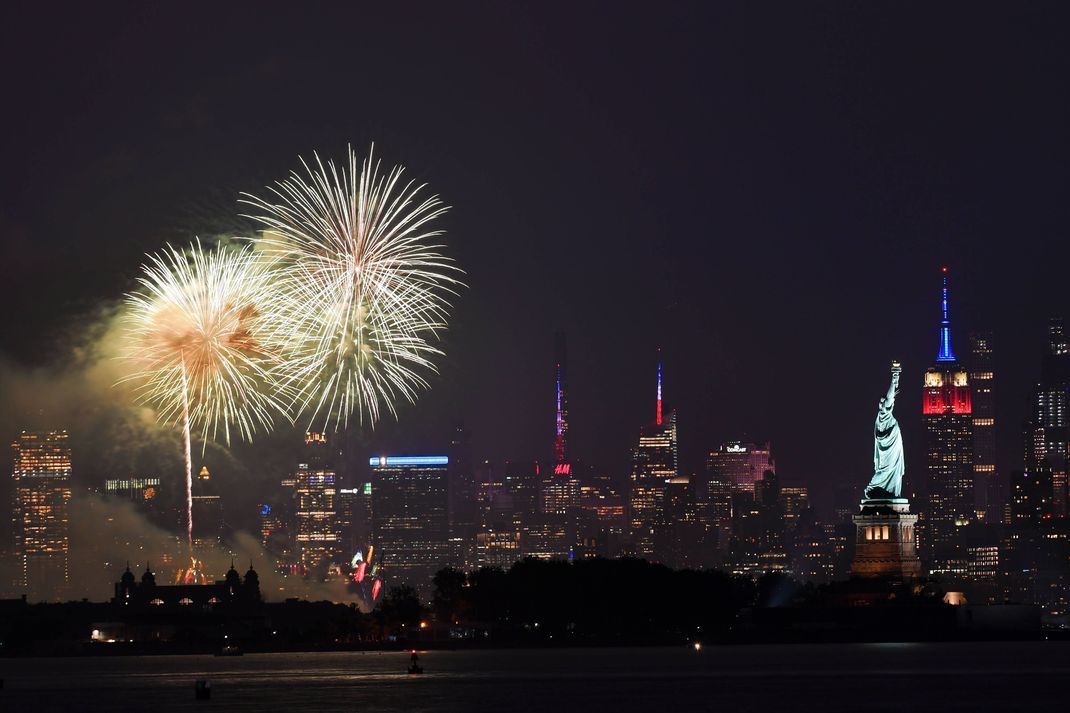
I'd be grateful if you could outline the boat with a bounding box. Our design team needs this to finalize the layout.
[216,644,243,656]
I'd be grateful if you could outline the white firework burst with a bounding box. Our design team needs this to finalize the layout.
[120,240,290,551]
[240,145,463,429]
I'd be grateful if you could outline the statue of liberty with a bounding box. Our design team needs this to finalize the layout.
[864,362,904,500]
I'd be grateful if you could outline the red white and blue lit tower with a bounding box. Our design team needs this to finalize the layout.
[922,267,974,575]
[541,331,578,529]
[628,351,678,559]
[553,330,569,470]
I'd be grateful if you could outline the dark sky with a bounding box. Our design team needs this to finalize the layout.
[3,2,1070,514]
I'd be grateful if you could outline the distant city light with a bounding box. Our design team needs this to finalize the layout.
[369,455,449,467]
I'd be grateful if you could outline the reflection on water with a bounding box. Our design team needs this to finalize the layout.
[2,642,1068,712]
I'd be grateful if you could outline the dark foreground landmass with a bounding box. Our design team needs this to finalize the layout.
[0,559,1055,658]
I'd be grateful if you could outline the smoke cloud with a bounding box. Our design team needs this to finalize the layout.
[1,268,343,604]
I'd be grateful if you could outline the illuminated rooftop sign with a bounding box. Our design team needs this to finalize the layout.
[369,455,449,467]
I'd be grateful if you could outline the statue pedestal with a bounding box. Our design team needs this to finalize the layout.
[850,499,922,580]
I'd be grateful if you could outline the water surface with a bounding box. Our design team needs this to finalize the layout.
[3,642,1067,712]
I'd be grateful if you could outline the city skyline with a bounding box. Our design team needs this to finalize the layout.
[5,5,1070,710]
[7,267,1069,603]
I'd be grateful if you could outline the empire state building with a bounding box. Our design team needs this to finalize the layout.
[922,267,974,575]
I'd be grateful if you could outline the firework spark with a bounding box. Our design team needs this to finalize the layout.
[121,240,289,552]
[240,145,463,430]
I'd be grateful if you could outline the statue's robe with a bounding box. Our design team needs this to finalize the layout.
[864,378,905,499]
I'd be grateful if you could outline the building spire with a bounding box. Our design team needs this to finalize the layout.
[936,266,956,362]
[553,330,568,464]
[656,349,663,426]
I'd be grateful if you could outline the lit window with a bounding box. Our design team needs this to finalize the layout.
[179,597,193,606]
[882,525,890,540]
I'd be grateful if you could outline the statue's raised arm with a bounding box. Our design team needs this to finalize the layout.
[864,361,905,500]
[883,362,901,412]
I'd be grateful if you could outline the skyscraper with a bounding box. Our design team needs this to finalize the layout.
[370,455,449,600]
[553,330,569,466]
[257,502,284,551]
[536,332,580,559]
[337,480,372,561]
[447,424,477,571]
[968,331,998,522]
[628,354,678,559]
[779,486,810,531]
[923,268,974,575]
[293,432,340,573]
[12,431,72,601]
[703,441,775,496]
[1027,318,1069,517]
[190,466,224,548]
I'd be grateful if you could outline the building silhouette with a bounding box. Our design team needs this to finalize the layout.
[1027,318,1069,517]
[446,424,477,571]
[968,331,999,522]
[370,455,449,600]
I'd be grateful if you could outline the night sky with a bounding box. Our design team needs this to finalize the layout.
[3,3,1070,516]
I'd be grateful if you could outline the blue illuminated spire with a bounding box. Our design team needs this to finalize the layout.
[936,266,956,362]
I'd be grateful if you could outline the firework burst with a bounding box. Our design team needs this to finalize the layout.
[120,240,289,551]
[240,145,463,430]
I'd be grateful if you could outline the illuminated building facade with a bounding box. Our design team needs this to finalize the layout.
[370,455,449,600]
[257,502,284,551]
[1027,318,1069,518]
[923,268,974,575]
[628,356,678,558]
[475,461,537,563]
[541,464,580,515]
[780,486,810,531]
[1010,468,1053,526]
[790,520,834,584]
[293,433,340,572]
[704,441,775,496]
[578,479,626,559]
[475,529,522,568]
[695,455,734,555]
[104,477,161,504]
[12,430,72,601]
[656,476,702,569]
[968,331,998,522]
[504,460,540,526]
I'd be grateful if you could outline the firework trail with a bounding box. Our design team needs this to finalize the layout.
[240,145,463,430]
[120,240,289,553]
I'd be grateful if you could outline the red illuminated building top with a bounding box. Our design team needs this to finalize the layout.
[922,368,972,415]
[923,268,971,415]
